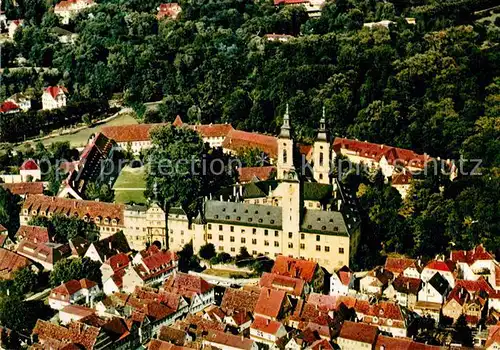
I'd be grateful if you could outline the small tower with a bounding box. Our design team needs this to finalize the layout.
[313,107,330,184]
[277,104,295,180]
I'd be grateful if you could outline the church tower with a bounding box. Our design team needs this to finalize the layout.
[277,104,295,180]
[313,107,330,184]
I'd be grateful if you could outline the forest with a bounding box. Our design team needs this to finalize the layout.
[0,0,499,268]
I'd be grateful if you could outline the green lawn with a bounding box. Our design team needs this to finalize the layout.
[39,112,138,148]
[203,268,253,279]
[113,166,147,205]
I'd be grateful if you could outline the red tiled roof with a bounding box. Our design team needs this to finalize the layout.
[337,265,353,286]
[0,101,19,113]
[60,305,95,318]
[1,182,44,195]
[375,335,413,349]
[15,225,50,244]
[251,316,283,335]
[43,86,68,99]
[20,159,39,170]
[392,172,413,185]
[238,166,276,183]
[163,272,213,298]
[79,278,97,289]
[205,330,255,350]
[271,256,318,283]
[101,123,165,142]
[172,115,183,126]
[259,272,305,297]
[148,340,193,350]
[142,250,178,272]
[23,195,124,227]
[384,257,417,275]
[309,339,333,350]
[17,240,71,266]
[222,129,278,159]
[339,321,378,344]
[0,224,6,232]
[298,144,313,161]
[0,247,32,279]
[192,123,234,138]
[450,244,495,265]
[424,260,455,272]
[32,320,100,350]
[333,137,431,170]
[54,0,94,10]
[306,293,338,312]
[177,314,225,334]
[221,288,260,315]
[392,275,422,295]
[274,0,308,5]
[356,301,404,321]
[159,326,187,345]
[486,325,500,348]
[0,234,7,247]
[157,3,182,20]
[52,279,83,296]
[254,287,286,318]
[104,253,130,272]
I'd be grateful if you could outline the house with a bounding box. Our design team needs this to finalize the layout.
[442,278,492,324]
[7,19,23,39]
[486,325,500,349]
[59,305,95,325]
[14,225,51,245]
[48,278,100,310]
[203,305,225,323]
[451,244,499,289]
[222,129,278,160]
[0,101,21,114]
[69,237,90,258]
[237,166,276,184]
[51,26,78,44]
[254,287,289,320]
[157,3,181,20]
[1,182,44,198]
[42,86,68,110]
[250,316,287,349]
[271,256,325,292]
[162,272,214,313]
[221,287,260,315]
[337,321,378,350]
[16,240,71,270]
[0,248,33,279]
[354,300,408,337]
[0,225,13,249]
[84,231,131,263]
[149,339,193,350]
[19,159,41,181]
[288,299,334,339]
[158,326,191,346]
[359,266,393,295]
[383,275,422,309]
[54,0,96,24]
[32,319,101,350]
[306,339,333,350]
[21,195,126,240]
[6,92,32,111]
[122,249,178,292]
[391,171,413,199]
[259,272,306,298]
[374,335,442,350]
[421,259,456,288]
[273,0,325,18]
[413,301,442,324]
[330,265,353,296]
[384,256,421,278]
[203,330,257,350]
[418,272,450,305]
[103,269,126,296]
[100,252,130,281]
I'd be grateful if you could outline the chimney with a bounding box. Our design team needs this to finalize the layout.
[109,241,112,250]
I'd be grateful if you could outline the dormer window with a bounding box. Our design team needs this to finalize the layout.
[23,209,28,215]
[83,215,89,222]
[48,212,53,218]
[32,210,38,215]
[95,217,101,224]
[104,218,110,225]
[40,211,46,216]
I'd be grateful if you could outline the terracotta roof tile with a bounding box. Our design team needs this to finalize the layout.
[102,123,166,142]
[306,293,338,312]
[424,260,455,273]
[375,335,413,349]
[251,316,283,335]
[384,257,418,275]
[392,275,422,295]
[43,86,68,99]
[60,305,95,318]
[54,0,94,11]
[308,338,333,350]
[159,326,187,345]
[204,330,255,350]
[339,321,378,344]
[254,287,286,318]
[392,172,413,185]
[191,123,234,138]
[486,325,500,348]
[222,129,278,159]
[0,101,20,113]
[2,182,44,195]
[20,159,39,170]
[221,288,260,315]
[15,225,50,244]
[157,3,182,20]
[450,244,495,265]
[271,256,318,283]
[259,272,305,297]
[0,247,32,279]
[238,166,276,183]
[148,339,193,350]
[104,253,130,272]
[32,319,100,350]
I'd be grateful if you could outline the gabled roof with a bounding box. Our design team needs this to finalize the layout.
[17,241,71,266]
[271,256,318,283]
[1,182,44,195]
[259,272,305,297]
[384,257,418,275]
[450,244,495,265]
[486,325,500,348]
[148,340,193,350]
[204,330,255,350]
[251,316,283,335]
[51,278,97,296]
[0,247,32,279]
[237,166,276,183]
[32,319,100,350]
[159,326,187,346]
[375,335,413,349]
[141,249,177,272]
[424,260,455,273]
[54,0,94,11]
[15,225,50,244]
[44,86,68,99]
[306,293,338,312]
[91,231,131,261]
[163,272,213,298]
[104,252,130,272]
[221,288,260,315]
[254,287,286,318]
[392,275,422,295]
[392,172,413,185]
[222,129,278,159]
[0,101,20,113]
[339,321,378,344]
[20,159,39,170]
[157,3,182,20]
[307,339,333,350]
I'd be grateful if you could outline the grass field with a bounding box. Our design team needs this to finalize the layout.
[203,269,253,279]
[37,112,138,148]
[113,166,147,205]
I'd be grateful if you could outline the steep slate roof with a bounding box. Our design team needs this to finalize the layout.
[251,316,283,335]
[339,321,378,344]
[1,182,44,195]
[23,195,124,227]
[0,248,32,279]
[237,166,276,183]
[221,288,260,315]
[301,209,348,236]
[222,129,278,159]
[205,330,255,350]
[333,137,430,169]
[15,225,50,244]
[90,231,131,261]
[271,256,318,283]
[254,287,286,318]
[427,272,449,295]
[259,272,305,297]
[32,319,100,350]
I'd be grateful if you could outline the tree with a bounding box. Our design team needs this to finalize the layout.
[49,257,102,287]
[0,296,52,334]
[12,268,38,295]
[0,187,21,236]
[199,243,216,261]
[177,242,201,273]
